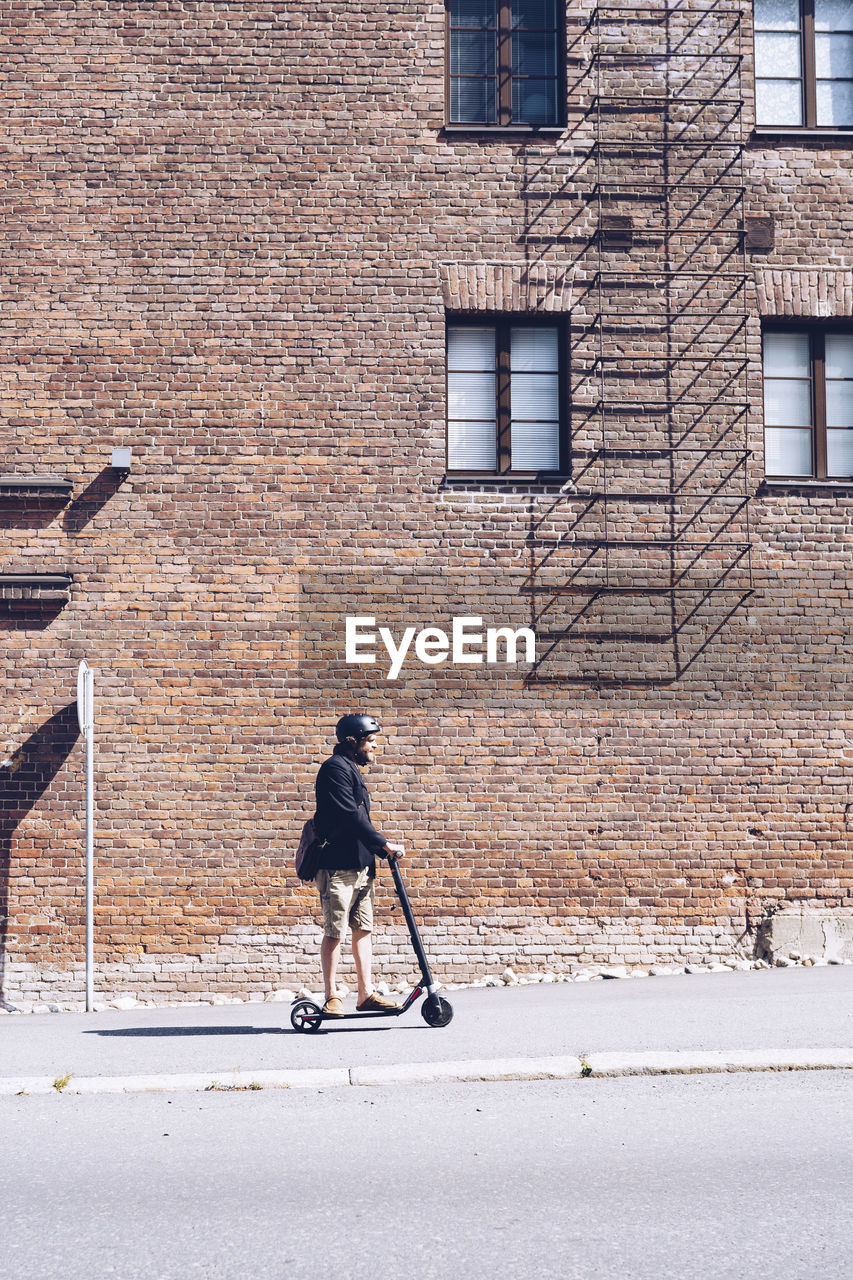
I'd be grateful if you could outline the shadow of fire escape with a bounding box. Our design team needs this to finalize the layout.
[521,1,753,686]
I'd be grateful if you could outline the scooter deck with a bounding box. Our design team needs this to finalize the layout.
[316,1007,406,1022]
[314,984,424,1023]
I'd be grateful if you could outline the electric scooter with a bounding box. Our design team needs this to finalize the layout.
[290,854,453,1032]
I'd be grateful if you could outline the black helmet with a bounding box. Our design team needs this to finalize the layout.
[335,713,381,743]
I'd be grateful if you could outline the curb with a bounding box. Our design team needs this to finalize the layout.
[2,1049,852,1097]
[349,1056,583,1086]
[585,1048,853,1076]
[0,1069,350,1097]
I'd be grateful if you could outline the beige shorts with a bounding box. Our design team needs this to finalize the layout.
[315,867,375,940]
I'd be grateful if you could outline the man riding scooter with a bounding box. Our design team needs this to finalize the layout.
[312,714,405,1017]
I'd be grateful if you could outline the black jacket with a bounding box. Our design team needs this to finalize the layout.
[314,748,388,875]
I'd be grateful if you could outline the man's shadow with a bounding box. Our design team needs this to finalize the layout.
[0,704,80,1005]
[86,1023,427,1037]
[89,1025,288,1037]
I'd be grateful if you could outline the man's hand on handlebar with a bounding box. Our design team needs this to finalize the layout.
[383,842,405,860]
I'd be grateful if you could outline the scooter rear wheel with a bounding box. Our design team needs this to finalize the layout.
[421,995,453,1027]
[290,999,323,1033]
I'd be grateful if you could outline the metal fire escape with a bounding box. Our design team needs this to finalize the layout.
[523,2,753,686]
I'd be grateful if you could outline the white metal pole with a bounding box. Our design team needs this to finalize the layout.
[78,661,94,1012]
[85,707,94,1012]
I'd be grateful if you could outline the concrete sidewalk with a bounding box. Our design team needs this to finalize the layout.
[2,967,851,1095]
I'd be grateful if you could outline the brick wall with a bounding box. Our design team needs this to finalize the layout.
[1,2,851,1005]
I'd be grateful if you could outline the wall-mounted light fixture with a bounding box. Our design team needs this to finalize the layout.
[111,448,132,471]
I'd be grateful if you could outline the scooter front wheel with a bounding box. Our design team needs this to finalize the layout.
[290,999,323,1033]
[421,995,453,1028]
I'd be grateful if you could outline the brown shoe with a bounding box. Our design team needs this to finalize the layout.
[322,996,344,1017]
[356,992,399,1012]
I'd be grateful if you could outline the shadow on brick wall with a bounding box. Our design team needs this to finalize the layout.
[0,493,70,530]
[62,468,128,533]
[0,604,70,631]
[0,704,80,1004]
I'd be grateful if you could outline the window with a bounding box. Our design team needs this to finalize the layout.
[447,320,567,475]
[754,0,853,128]
[763,327,853,478]
[446,0,562,127]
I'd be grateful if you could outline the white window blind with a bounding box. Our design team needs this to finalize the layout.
[763,331,813,475]
[755,0,804,125]
[825,332,853,474]
[816,0,853,125]
[447,327,497,470]
[447,323,562,472]
[510,327,560,469]
[754,0,853,127]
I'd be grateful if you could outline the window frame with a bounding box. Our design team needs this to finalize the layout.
[444,1,567,132]
[445,314,571,480]
[762,320,853,481]
[753,0,853,131]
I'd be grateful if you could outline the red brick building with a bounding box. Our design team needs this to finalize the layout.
[2,1,852,1006]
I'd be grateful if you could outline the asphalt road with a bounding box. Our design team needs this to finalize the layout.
[2,1071,850,1280]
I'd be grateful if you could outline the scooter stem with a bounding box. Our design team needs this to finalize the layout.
[387,855,437,993]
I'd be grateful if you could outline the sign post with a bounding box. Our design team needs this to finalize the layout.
[76,661,94,1011]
